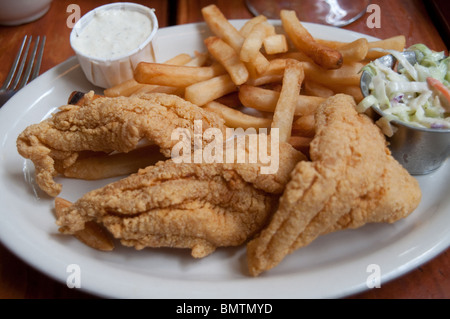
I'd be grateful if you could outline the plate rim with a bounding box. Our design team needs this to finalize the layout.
[0,20,449,299]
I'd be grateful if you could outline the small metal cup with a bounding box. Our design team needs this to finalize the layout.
[360,52,450,175]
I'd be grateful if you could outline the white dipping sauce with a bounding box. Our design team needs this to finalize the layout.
[72,9,152,60]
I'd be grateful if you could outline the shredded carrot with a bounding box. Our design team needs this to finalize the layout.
[427,77,450,104]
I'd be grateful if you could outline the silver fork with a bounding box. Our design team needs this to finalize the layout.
[0,35,46,107]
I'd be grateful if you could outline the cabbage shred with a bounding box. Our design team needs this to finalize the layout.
[358,44,450,136]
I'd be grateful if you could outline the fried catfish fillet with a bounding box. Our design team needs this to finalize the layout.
[16,92,226,197]
[247,94,422,276]
[55,141,304,257]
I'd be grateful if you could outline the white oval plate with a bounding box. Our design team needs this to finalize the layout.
[0,21,449,299]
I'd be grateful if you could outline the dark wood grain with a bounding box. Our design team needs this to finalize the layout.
[0,0,169,84]
[0,0,448,299]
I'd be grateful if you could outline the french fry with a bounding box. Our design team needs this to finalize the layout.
[271,59,305,142]
[314,38,345,49]
[104,79,150,97]
[239,84,324,116]
[215,91,242,108]
[204,101,272,129]
[163,53,194,66]
[184,51,209,67]
[62,145,166,180]
[185,74,237,106]
[252,54,361,88]
[240,22,274,62]
[366,35,406,60]
[239,84,283,112]
[205,36,249,85]
[287,135,312,155]
[342,85,364,103]
[303,80,334,98]
[245,53,271,78]
[201,4,270,74]
[263,34,289,55]
[55,197,115,252]
[339,38,369,62]
[134,62,225,87]
[273,51,315,63]
[240,15,267,37]
[326,83,364,103]
[104,53,194,97]
[292,114,315,137]
[132,83,184,97]
[316,36,405,61]
[245,58,286,86]
[201,4,245,51]
[280,10,343,70]
[246,71,284,87]
[132,52,209,96]
[301,61,364,87]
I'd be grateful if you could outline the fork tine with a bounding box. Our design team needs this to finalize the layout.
[30,36,46,82]
[1,36,28,91]
[17,36,41,90]
[10,36,33,90]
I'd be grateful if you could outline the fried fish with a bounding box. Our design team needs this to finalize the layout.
[16,92,226,196]
[247,94,422,276]
[55,140,304,257]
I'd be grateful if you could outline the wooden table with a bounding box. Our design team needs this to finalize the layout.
[0,0,448,299]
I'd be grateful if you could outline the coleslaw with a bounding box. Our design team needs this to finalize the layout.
[358,44,450,136]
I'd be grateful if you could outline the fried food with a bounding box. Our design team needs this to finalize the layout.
[271,59,304,142]
[247,94,421,276]
[238,84,325,116]
[280,10,343,70]
[104,53,195,97]
[134,62,225,87]
[240,21,274,63]
[263,34,289,55]
[61,145,166,180]
[55,197,115,251]
[55,141,305,257]
[16,3,420,278]
[301,60,364,87]
[201,4,270,75]
[240,15,267,37]
[16,92,226,197]
[365,35,406,60]
[56,162,275,258]
[205,36,249,86]
[338,38,369,62]
[292,114,315,138]
[204,101,272,129]
[316,35,406,61]
[184,74,237,106]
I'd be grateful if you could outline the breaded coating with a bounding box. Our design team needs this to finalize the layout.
[56,161,273,257]
[16,92,226,196]
[247,94,421,276]
[55,139,303,257]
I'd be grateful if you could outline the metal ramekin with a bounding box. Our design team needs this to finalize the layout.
[360,52,450,175]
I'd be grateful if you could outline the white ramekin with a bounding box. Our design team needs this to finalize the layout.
[0,0,52,25]
[70,2,158,89]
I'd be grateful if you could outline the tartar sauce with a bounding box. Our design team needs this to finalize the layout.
[72,8,153,60]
